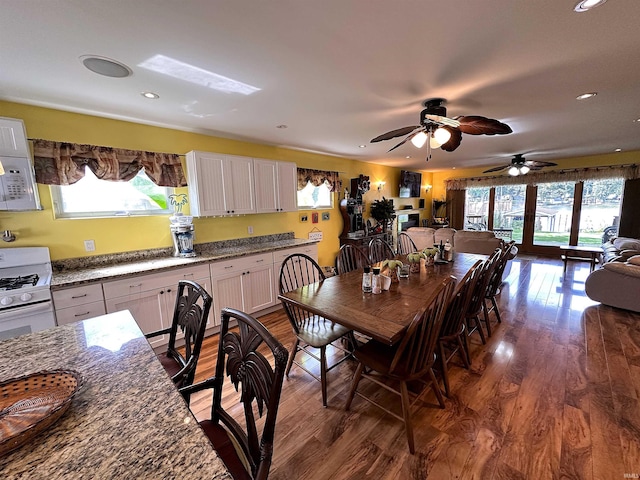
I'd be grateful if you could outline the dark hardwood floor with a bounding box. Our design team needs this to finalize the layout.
[188,255,640,479]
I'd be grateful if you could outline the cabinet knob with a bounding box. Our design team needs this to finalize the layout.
[167,288,172,292]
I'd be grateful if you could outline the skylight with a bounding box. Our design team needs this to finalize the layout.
[138,54,260,95]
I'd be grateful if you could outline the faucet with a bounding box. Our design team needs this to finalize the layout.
[2,230,16,242]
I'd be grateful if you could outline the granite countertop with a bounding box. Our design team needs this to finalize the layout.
[52,233,318,289]
[0,311,231,480]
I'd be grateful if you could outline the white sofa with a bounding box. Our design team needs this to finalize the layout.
[585,257,640,313]
[405,227,518,275]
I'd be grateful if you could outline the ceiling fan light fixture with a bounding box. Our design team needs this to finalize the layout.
[519,165,530,174]
[411,131,427,148]
[508,166,520,176]
[433,127,451,145]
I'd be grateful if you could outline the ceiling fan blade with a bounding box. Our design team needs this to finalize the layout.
[456,116,513,135]
[440,127,462,152]
[387,130,422,152]
[482,165,509,174]
[370,125,421,143]
[527,160,558,168]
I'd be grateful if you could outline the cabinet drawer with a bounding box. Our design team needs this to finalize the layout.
[103,264,210,299]
[273,244,318,264]
[53,283,104,309]
[56,301,106,325]
[210,253,273,276]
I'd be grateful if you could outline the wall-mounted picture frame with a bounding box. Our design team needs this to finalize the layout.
[312,212,319,223]
[322,212,330,221]
[300,213,308,222]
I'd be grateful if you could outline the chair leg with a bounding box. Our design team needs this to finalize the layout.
[492,296,502,323]
[437,341,450,398]
[399,381,415,454]
[320,346,328,407]
[427,368,446,408]
[456,334,470,369]
[461,329,471,366]
[482,301,493,338]
[345,362,364,410]
[468,315,486,344]
[286,338,299,377]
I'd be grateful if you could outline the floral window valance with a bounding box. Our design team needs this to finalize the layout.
[296,168,341,192]
[32,139,187,187]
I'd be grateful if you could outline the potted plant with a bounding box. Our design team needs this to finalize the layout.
[369,197,396,232]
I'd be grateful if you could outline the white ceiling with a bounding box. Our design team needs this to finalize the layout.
[2,0,639,172]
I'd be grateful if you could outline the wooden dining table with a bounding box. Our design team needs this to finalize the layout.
[279,252,487,346]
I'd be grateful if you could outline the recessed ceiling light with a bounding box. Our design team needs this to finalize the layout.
[576,92,597,100]
[141,91,159,99]
[634,118,640,123]
[138,54,260,95]
[574,0,607,12]
[615,148,622,152]
[405,155,411,159]
[80,55,133,78]
[276,124,288,129]
[358,145,366,148]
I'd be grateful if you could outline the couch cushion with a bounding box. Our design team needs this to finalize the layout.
[434,228,456,245]
[603,261,640,279]
[613,237,640,251]
[406,227,436,251]
[628,255,640,266]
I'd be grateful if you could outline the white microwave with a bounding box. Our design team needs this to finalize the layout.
[0,155,41,211]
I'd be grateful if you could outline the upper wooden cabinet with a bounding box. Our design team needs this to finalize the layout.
[254,159,297,213]
[186,151,256,217]
[186,151,297,217]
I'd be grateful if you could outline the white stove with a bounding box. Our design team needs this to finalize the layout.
[0,247,55,340]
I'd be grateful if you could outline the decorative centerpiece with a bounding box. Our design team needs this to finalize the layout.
[369,197,396,233]
[422,247,438,266]
[406,252,425,273]
[380,259,403,282]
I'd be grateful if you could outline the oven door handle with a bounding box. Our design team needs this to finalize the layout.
[0,301,53,317]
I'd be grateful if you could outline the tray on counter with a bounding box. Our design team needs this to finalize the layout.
[0,369,83,456]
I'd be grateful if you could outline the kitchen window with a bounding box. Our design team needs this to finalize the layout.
[51,167,172,218]
[297,180,333,209]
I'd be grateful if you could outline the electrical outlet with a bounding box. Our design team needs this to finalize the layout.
[84,239,96,252]
[248,226,254,235]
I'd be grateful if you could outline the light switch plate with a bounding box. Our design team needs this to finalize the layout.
[84,239,96,252]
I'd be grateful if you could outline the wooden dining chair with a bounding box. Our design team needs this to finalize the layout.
[180,308,288,480]
[437,260,483,397]
[397,232,418,256]
[335,244,370,275]
[279,253,355,407]
[345,276,457,454]
[482,240,516,335]
[144,280,212,401]
[465,249,501,345]
[368,237,395,264]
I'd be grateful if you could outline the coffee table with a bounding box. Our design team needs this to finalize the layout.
[559,245,602,272]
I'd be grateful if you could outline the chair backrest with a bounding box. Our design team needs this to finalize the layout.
[397,232,418,256]
[166,280,213,388]
[335,244,370,275]
[368,237,395,264]
[279,253,325,294]
[466,249,501,318]
[212,308,288,480]
[389,276,457,379]
[279,254,326,335]
[440,260,483,338]
[486,240,516,297]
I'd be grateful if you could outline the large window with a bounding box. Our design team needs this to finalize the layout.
[533,181,575,246]
[494,185,526,243]
[51,167,172,218]
[465,187,490,229]
[578,178,623,246]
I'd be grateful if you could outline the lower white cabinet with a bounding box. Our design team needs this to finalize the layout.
[103,265,212,349]
[272,244,318,302]
[210,253,275,325]
[53,283,106,326]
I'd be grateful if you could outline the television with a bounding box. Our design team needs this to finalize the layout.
[399,170,422,198]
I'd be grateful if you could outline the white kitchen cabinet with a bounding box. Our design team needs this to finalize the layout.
[0,117,30,157]
[186,151,255,217]
[103,264,212,348]
[53,283,106,326]
[210,253,275,325]
[254,159,297,213]
[272,244,318,302]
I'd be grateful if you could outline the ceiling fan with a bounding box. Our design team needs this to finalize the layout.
[482,154,558,176]
[370,98,513,159]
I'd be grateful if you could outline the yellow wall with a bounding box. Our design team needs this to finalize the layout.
[0,101,434,265]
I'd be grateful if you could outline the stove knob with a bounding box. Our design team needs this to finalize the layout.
[0,296,13,306]
[20,293,33,302]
